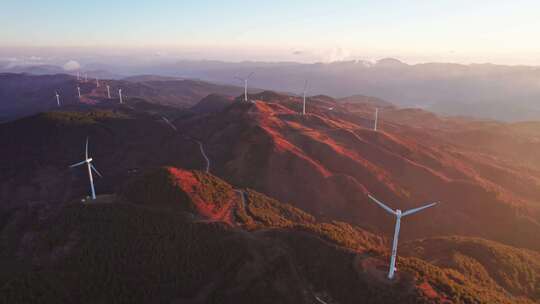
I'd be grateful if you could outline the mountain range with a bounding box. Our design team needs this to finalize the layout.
[0,73,246,122]
[4,58,540,121]
[1,73,539,303]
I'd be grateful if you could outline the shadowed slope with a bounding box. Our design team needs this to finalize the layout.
[1,168,535,303]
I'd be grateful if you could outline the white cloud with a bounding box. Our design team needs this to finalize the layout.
[63,60,81,71]
[321,47,352,63]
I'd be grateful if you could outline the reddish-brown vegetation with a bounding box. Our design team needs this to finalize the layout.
[178,95,540,252]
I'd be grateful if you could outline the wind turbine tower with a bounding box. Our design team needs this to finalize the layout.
[368,194,438,280]
[77,86,81,99]
[106,85,111,99]
[118,88,123,104]
[235,72,254,102]
[96,77,100,88]
[69,137,102,200]
[374,108,379,131]
[55,91,61,107]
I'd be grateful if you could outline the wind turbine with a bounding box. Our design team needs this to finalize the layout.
[374,108,379,131]
[69,137,102,200]
[84,73,88,82]
[106,85,111,99]
[96,77,100,88]
[55,91,61,107]
[118,88,123,104]
[302,80,309,115]
[77,71,80,81]
[77,86,81,99]
[368,194,437,280]
[235,72,254,102]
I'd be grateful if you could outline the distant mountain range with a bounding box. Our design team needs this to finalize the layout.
[3,58,540,121]
[0,73,246,121]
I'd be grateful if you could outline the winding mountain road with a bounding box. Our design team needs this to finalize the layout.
[160,116,209,173]
[196,140,210,173]
[314,295,329,304]
[161,116,177,131]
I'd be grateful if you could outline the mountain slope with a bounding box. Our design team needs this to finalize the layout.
[1,168,534,303]
[0,104,204,209]
[177,95,540,252]
[402,236,540,302]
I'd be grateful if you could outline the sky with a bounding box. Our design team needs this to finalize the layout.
[2,0,540,64]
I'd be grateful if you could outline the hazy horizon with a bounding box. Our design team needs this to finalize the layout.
[3,1,540,65]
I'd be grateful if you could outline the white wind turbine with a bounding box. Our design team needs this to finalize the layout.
[235,72,254,102]
[69,137,103,200]
[55,91,61,107]
[77,86,81,99]
[118,88,123,104]
[96,77,100,88]
[374,108,379,131]
[368,194,437,280]
[302,80,309,115]
[106,85,111,99]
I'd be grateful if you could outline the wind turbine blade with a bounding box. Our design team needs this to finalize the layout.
[69,160,86,168]
[85,137,89,159]
[303,80,309,92]
[91,164,103,178]
[246,72,254,80]
[234,76,243,81]
[402,202,438,217]
[368,194,397,215]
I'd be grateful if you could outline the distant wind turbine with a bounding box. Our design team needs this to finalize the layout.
[84,73,88,82]
[235,72,254,102]
[106,85,111,99]
[374,108,379,131]
[302,80,309,115]
[77,86,81,99]
[69,137,103,200]
[77,71,80,81]
[118,88,123,104]
[96,77,100,88]
[55,91,61,107]
[368,194,438,280]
